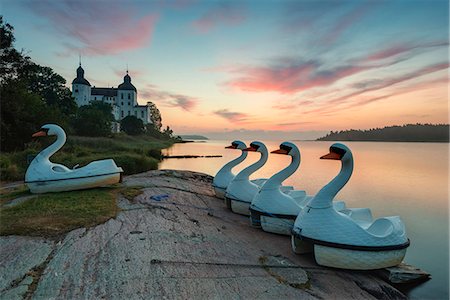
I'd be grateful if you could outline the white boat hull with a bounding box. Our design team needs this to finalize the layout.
[27,172,122,194]
[230,199,250,216]
[214,186,226,199]
[291,235,407,270]
[261,216,294,236]
[314,245,406,270]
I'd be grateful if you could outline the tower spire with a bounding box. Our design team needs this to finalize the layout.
[126,63,129,74]
[79,54,81,67]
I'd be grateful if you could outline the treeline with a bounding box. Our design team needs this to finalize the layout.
[317,124,449,142]
[0,17,175,152]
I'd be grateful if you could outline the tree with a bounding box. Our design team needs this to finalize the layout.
[0,17,76,150]
[121,116,144,135]
[73,101,114,137]
[147,101,162,131]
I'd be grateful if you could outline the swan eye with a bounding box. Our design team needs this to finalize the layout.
[250,143,260,150]
[41,128,50,134]
[231,142,238,148]
[280,144,292,153]
[330,146,346,158]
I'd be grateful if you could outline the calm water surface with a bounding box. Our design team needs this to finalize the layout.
[160,140,449,299]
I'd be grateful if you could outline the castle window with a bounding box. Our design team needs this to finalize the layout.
[128,102,130,106]
[75,89,78,93]
[121,94,123,99]
[121,102,123,106]
[121,111,124,117]
[141,111,144,118]
[128,93,131,99]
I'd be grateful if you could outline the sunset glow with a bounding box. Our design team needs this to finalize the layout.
[3,0,448,139]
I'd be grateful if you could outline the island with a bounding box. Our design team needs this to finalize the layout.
[317,124,449,142]
[178,135,209,140]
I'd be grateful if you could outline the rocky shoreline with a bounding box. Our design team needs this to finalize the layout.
[0,170,428,299]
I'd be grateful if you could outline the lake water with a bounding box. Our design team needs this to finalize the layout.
[160,140,449,299]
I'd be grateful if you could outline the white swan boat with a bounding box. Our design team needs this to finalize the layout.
[25,124,123,193]
[291,143,410,270]
[250,142,348,235]
[225,141,296,216]
[212,141,267,199]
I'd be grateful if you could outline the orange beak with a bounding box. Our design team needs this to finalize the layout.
[271,148,289,155]
[243,146,257,152]
[32,130,47,138]
[225,145,236,149]
[320,152,341,160]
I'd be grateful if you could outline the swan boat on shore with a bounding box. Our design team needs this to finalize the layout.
[250,142,350,235]
[212,141,267,199]
[224,141,301,216]
[25,124,123,193]
[291,143,409,270]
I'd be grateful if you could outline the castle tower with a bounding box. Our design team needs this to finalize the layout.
[117,71,137,118]
[72,64,91,106]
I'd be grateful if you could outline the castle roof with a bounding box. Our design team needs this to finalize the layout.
[72,65,91,86]
[91,87,118,97]
[118,72,137,92]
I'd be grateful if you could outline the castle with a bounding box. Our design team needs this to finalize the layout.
[71,64,154,131]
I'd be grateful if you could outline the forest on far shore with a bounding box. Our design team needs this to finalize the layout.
[317,124,449,142]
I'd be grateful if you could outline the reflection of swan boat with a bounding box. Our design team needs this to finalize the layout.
[224,141,295,215]
[291,143,409,270]
[25,124,123,193]
[250,142,350,235]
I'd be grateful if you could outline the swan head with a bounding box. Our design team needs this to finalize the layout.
[225,140,247,150]
[242,141,267,153]
[271,141,299,157]
[32,124,65,138]
[320,143,352,161]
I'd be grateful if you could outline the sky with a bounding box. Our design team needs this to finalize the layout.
[2,0,449,139]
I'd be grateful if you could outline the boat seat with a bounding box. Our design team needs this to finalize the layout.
[52,165,71,173]
[366,217,395,237]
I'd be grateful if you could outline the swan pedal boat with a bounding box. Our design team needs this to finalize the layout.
[224,141,296,216]
[212,141,273,199]
[291,143,409,270]
[250,142,357,235]
[25,124,123,193]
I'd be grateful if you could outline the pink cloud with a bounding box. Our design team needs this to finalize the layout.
[365,41,448,62]
[214,109,248,123]
[29,1,158,56]
[140,86,197,111]
[192,3,245,33]
[226,60,369,94]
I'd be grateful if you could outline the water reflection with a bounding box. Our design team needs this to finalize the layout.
[160,140,449,299]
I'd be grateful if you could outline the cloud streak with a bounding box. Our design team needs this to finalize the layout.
[29,0,158,56]
[192,2,245,33]
[141,86,197,111]
[214,109,248,123]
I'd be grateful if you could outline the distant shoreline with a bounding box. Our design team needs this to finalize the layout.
[316,124,449,143]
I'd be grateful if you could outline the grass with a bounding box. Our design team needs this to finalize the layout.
[0,187,120,237]
[119,186,144,202]
[0,133,174,181]
[0,185,31,205]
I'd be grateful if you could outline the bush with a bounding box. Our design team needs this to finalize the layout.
[121,116,144,135]
[110,154,158,175]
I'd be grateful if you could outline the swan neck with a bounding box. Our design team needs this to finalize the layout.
[263,154,299,189]
[218,151,248,174]
[310,157,353,208]
[235,150,268,180]
[37,130,66,161]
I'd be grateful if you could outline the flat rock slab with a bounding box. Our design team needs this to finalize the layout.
[1,170,407,299]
